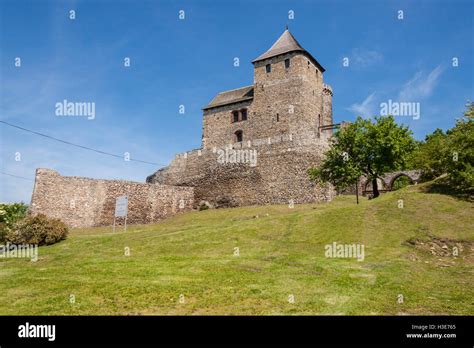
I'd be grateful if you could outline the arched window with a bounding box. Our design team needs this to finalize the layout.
[235,130,243,143]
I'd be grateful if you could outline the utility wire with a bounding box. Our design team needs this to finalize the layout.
[0,120,166,167]
[0,171,34,181]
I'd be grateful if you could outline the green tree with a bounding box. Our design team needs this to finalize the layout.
[444,102,474,191]
[409,128,449,180]
[308,115,416,198]
[408,102,473,192]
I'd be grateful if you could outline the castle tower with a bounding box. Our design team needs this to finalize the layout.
[251,28,333,142]
[200,28,333,150]
[148,28,337,206]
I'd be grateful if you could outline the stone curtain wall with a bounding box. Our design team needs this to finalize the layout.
[147,133,336,207]
[30,168,194,228]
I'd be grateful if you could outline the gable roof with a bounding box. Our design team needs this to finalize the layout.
[203,85,254,110]
[252,29,325,72]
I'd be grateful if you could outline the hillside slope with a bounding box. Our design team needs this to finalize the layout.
[0,183,472,315]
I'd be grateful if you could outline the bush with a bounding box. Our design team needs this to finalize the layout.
[199,203,210,211]
[6,214,68,246]
[0,203,28,242]
[392,176,413,191]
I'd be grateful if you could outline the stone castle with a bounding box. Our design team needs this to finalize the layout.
[147,28,336,207]
[30,29,336,227]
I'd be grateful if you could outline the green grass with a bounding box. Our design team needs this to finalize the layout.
[0,182,472,315]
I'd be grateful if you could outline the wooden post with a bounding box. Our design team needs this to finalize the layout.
[355,179,359,205]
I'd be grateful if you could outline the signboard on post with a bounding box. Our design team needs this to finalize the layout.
[115,196,128,217]
[113,196,128,232]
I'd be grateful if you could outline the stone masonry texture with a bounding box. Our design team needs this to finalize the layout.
[29,168,194,228]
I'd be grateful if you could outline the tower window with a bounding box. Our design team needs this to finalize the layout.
[232,111,239,123]
[235,130,243,143]
[241,109,247,121]
[284,59,290,69]
[266,64,271,73]
[276,113,280,122]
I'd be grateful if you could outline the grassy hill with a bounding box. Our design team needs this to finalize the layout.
[0,182,472,315]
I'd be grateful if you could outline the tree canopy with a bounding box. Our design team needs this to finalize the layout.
[308,115,416,198]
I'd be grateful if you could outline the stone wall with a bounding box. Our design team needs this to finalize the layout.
[29,168,194,228]
[147,132,336,207]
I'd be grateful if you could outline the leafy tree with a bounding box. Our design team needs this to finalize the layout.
[409,128,449,180]
[308,115,416,198]
[444,102,474,191]
[408,102,473,192]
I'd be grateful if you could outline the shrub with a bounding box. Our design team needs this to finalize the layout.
[0,203,28,242]
[6,214,68,246]
[199,203,210,211]
[392,176,412,191]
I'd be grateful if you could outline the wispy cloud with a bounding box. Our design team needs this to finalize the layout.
[351,48,383,68]
[347,92,376,118]
[398,65,444,101]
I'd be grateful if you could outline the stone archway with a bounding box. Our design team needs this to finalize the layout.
[390,173,414,191]
[385,170,422,190]
[359,170,422,196]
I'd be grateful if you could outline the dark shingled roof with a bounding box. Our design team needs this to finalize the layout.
[252,29,325,72]
[203,85,254,110]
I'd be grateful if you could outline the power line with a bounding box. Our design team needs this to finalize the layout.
[0,120,166,167]
[0,171,34,181]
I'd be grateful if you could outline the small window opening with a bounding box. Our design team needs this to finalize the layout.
[232,111,239,123]
[284,59,290,69]
[241,109,247,121]
[266,64,271,73]
[235,130,243,143]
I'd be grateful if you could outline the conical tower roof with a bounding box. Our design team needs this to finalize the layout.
[252,28,325,72]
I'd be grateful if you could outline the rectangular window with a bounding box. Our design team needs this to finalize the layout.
[232,111,239,123]
[266,64,271,73]
[284,59,290,69]
[241,109,247,121]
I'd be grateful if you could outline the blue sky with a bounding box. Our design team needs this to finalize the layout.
[1,0,473,203]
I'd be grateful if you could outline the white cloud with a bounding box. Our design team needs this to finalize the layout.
[347,92,376,118]
[351,48,383,68]
[398,65,444,101]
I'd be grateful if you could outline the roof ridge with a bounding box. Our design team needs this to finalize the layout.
[216,85,254,94]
